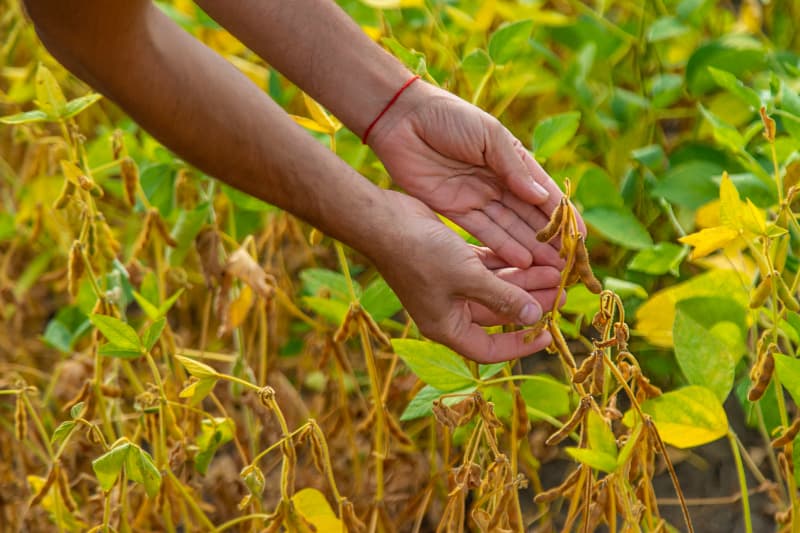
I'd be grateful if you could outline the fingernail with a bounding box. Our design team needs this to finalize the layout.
[520,302,541,324]
[531,180,549,199]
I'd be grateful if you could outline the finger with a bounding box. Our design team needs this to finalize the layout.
[463,268,543,325]
[492,266,561,290]
[517,147,587,236]
[483,118,550,205]
[500,192,565,266]
[483,200,540,249]
[472,246,510,270]
[452,211,533,268]
[447,326,553,363]
[471,288,563,326]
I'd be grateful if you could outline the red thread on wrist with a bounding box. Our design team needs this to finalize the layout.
[361,75,421,144]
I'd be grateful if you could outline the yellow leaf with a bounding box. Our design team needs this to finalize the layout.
[60,160,84,185]
[679,226,739,260]
[290,114,333,134]
[444,6,476,31]
[625,386,728,449]
[224,247,275,299]
[719,172,743,230]
[360,0,424,8]
[303,94,340,133]
[635,270,749,347]
[291,488,343,530]
[741,198,766,235]
[361,25,382,41]
[473,0,497,31]
[227,284,254,331]
[175,355,219,379]
[695,199,721,229]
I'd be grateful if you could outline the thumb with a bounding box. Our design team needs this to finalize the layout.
[484,118,549,204]
[466,269,543,325]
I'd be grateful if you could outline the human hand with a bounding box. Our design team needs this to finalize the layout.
[368,81,585,270]
[369,190,558,363]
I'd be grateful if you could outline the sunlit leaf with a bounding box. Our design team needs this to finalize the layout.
[391,339,474,391]
[774,353,800,406]
[63,93,103,119]
[673,301,737,401]
[532,111,581,160]
[90,315,141,352]
[92,442,131,491]
[636,269,748,347]
[626,386,728,448]
[628,242,686,276]
[678,226,739,260]
[488,19,533,65]
[35,63,66,118]
[51,421,76,445]
[175,355,219,379]
[565,447,618,473]
[292,488,343,530]
[141,318,166,352]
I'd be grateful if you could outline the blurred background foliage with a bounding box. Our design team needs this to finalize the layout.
[3,0,800,530]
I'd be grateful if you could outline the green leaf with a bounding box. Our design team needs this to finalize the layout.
[400,384,476,421]
[42,305,91,353]
[167,203,210,266]
[616,421,643,469]
[519,375,571,419]
[647,16,689,42]
[70,402,85,419]
[774,353,800,406]
[140,164,176,215]
[142,319,166,352]
[708,67,760,110]
[90,315,142,352]
[649,73,683,109]
[35,63,67,118]
[673,301,737,402]
[561,285,600,320]
[62,93,103,119]
[587,409,618,458]
[301,268,361,301]
[179,377,218,406]
[175,355,219,379]
[132,291,161,322]
[360,277,402,322]
[488,20,534,65]
[583,206,653,250]
[628,243,686,276]
[98,344,145,359]
[532,111,581,160]
[51,421,76,445]
[125,445,162,498]
[604,278,647,299]
[391,339,475,391]
[478,362,507,380]
[92,442,131,491]
[302,296,350,324]
[382,37,427,74]
[626,386,728,448]
[651,161,723,209]
[0,109,49,124]
[195,418,235,474]
[699,104,745,153]
[461,49,493,92]
[685,35,766,95]
[220,183,275,212]
[565,447,618,473]
[158,288,184,317]
[575,166,623,210]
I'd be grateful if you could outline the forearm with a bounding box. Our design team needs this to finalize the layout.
[23,0,392,260]
[195,0,412,138]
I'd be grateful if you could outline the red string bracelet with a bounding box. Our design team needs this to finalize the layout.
[361,75,421,144]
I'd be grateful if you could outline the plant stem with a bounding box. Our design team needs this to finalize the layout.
[728,430,753,533]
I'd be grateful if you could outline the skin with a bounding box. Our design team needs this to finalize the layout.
[22,0,583,362]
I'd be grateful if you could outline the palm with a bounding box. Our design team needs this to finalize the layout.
[370,85,580,269]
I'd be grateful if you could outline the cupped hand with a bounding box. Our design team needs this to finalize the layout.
[367,81,585,270]
[370,190,558,363]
